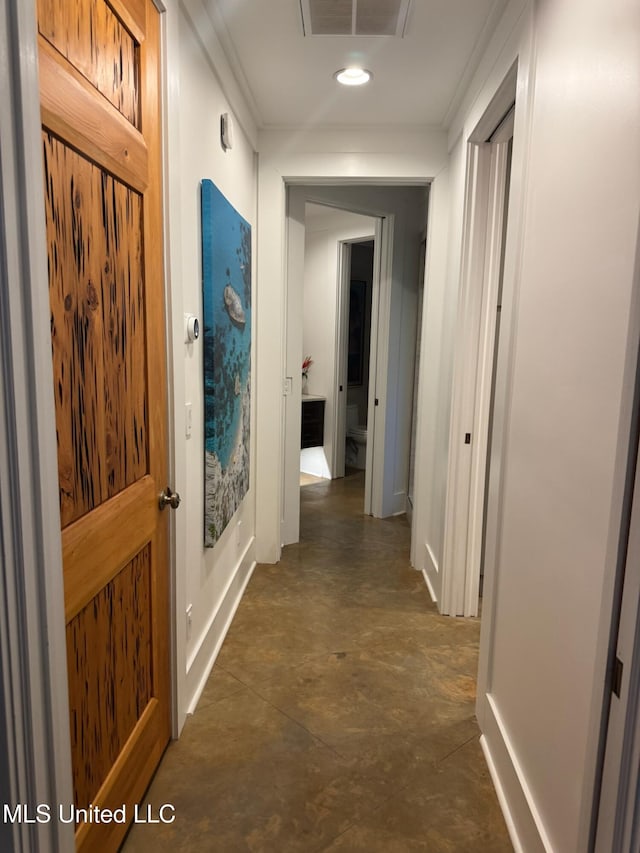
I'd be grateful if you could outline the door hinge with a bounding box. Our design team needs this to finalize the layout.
[465,433,471,444]
[612,656,624,698]
[375,398,379,406]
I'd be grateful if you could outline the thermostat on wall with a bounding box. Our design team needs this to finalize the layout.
[185,314,199,343]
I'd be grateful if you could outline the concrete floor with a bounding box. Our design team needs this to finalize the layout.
[123,471,512,852]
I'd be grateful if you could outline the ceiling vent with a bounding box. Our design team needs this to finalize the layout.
[300,0,412,37]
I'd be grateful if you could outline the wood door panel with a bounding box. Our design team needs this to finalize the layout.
[66,543,152,809]
[40,1,169,848]
[37,0,141,128]
[62,475,156,622]
[39,36,148,194]
[43,132,149,528]
[44,131,106,525]
[76,700,165,852]
[108,0,146,44]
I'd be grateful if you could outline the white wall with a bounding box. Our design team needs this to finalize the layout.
[483,0,639,846]
[301,205,375,479]
[166,0,258,729]
[413,0,640,849]
[255,129,446,561]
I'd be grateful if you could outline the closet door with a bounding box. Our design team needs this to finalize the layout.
[38,0,171,848]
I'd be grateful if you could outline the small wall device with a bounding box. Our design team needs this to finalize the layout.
[185,314,199,343]
[220,112,234,150]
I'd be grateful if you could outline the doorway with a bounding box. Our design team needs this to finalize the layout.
[479,113,514,598]
[436,67,517,618]
[338,239,375,489]
[298,203,377,494]
[282,185,428,547]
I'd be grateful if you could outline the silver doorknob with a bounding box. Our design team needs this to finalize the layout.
[159,487,181,510]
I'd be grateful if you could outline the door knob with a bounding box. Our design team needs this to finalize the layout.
[159,486,181,510]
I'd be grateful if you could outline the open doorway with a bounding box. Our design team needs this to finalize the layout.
[298,203,377,492]
[429,66,517,619]
[282,185,428,547]
[302,234,376,487]
[341,240,375,479]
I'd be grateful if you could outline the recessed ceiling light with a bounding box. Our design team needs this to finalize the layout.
[334,67,372,86]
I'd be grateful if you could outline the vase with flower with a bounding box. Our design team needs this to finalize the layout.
[301,355,313,393]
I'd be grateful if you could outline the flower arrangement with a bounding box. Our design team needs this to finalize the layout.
[302,355,313,380]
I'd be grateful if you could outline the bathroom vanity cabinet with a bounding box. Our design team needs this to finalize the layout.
[301,396,325,449]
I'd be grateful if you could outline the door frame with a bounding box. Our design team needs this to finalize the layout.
[594,374,640,849]
[335,233,377,498]
[365,217,389,517]
[281,190,393,546]
[157,0,187,737]
[334,240,352,479]
[591,222,640,851]
[0,1,74,850]
[440,67,517,618]
[281,187,306,546]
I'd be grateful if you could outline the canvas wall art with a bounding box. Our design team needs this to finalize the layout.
[201,180,251,547]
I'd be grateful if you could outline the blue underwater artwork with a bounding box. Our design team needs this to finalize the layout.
[201,180,251,547]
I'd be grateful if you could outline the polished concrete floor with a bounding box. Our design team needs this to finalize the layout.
[123,471,512,852]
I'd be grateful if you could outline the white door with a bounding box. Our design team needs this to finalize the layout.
[364,220,385,516]
[441,107,514,617]
[334,241,352,479]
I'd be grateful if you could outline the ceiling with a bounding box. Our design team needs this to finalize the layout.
[205,0,507,130]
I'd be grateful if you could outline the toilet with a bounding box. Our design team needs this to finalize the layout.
[346,403,367,469]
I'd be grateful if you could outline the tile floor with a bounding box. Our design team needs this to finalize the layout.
[123,471,512,852]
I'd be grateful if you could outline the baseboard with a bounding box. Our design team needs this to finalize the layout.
[425,542,438,575]
[480,693,554,853]
[185,538,256,715]
[422,569,437,603]
[391,489,406,515]
[422,543,439,603]
[480,734,524,853]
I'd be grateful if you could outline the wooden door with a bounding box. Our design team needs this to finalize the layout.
[37,0,170,849]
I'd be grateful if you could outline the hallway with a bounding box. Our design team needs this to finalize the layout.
[124,472,511,851]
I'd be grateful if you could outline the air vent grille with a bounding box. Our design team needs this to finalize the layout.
[308,0,352,35]
[300,0,411,37]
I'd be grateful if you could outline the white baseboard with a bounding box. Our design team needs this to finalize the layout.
[480,693,554,853]
[185,538,256,715]
[391,489,407,516]
[480,734,524,853]
[425,542,438,575]
[422,543,439,603]
[422,568,437,603]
